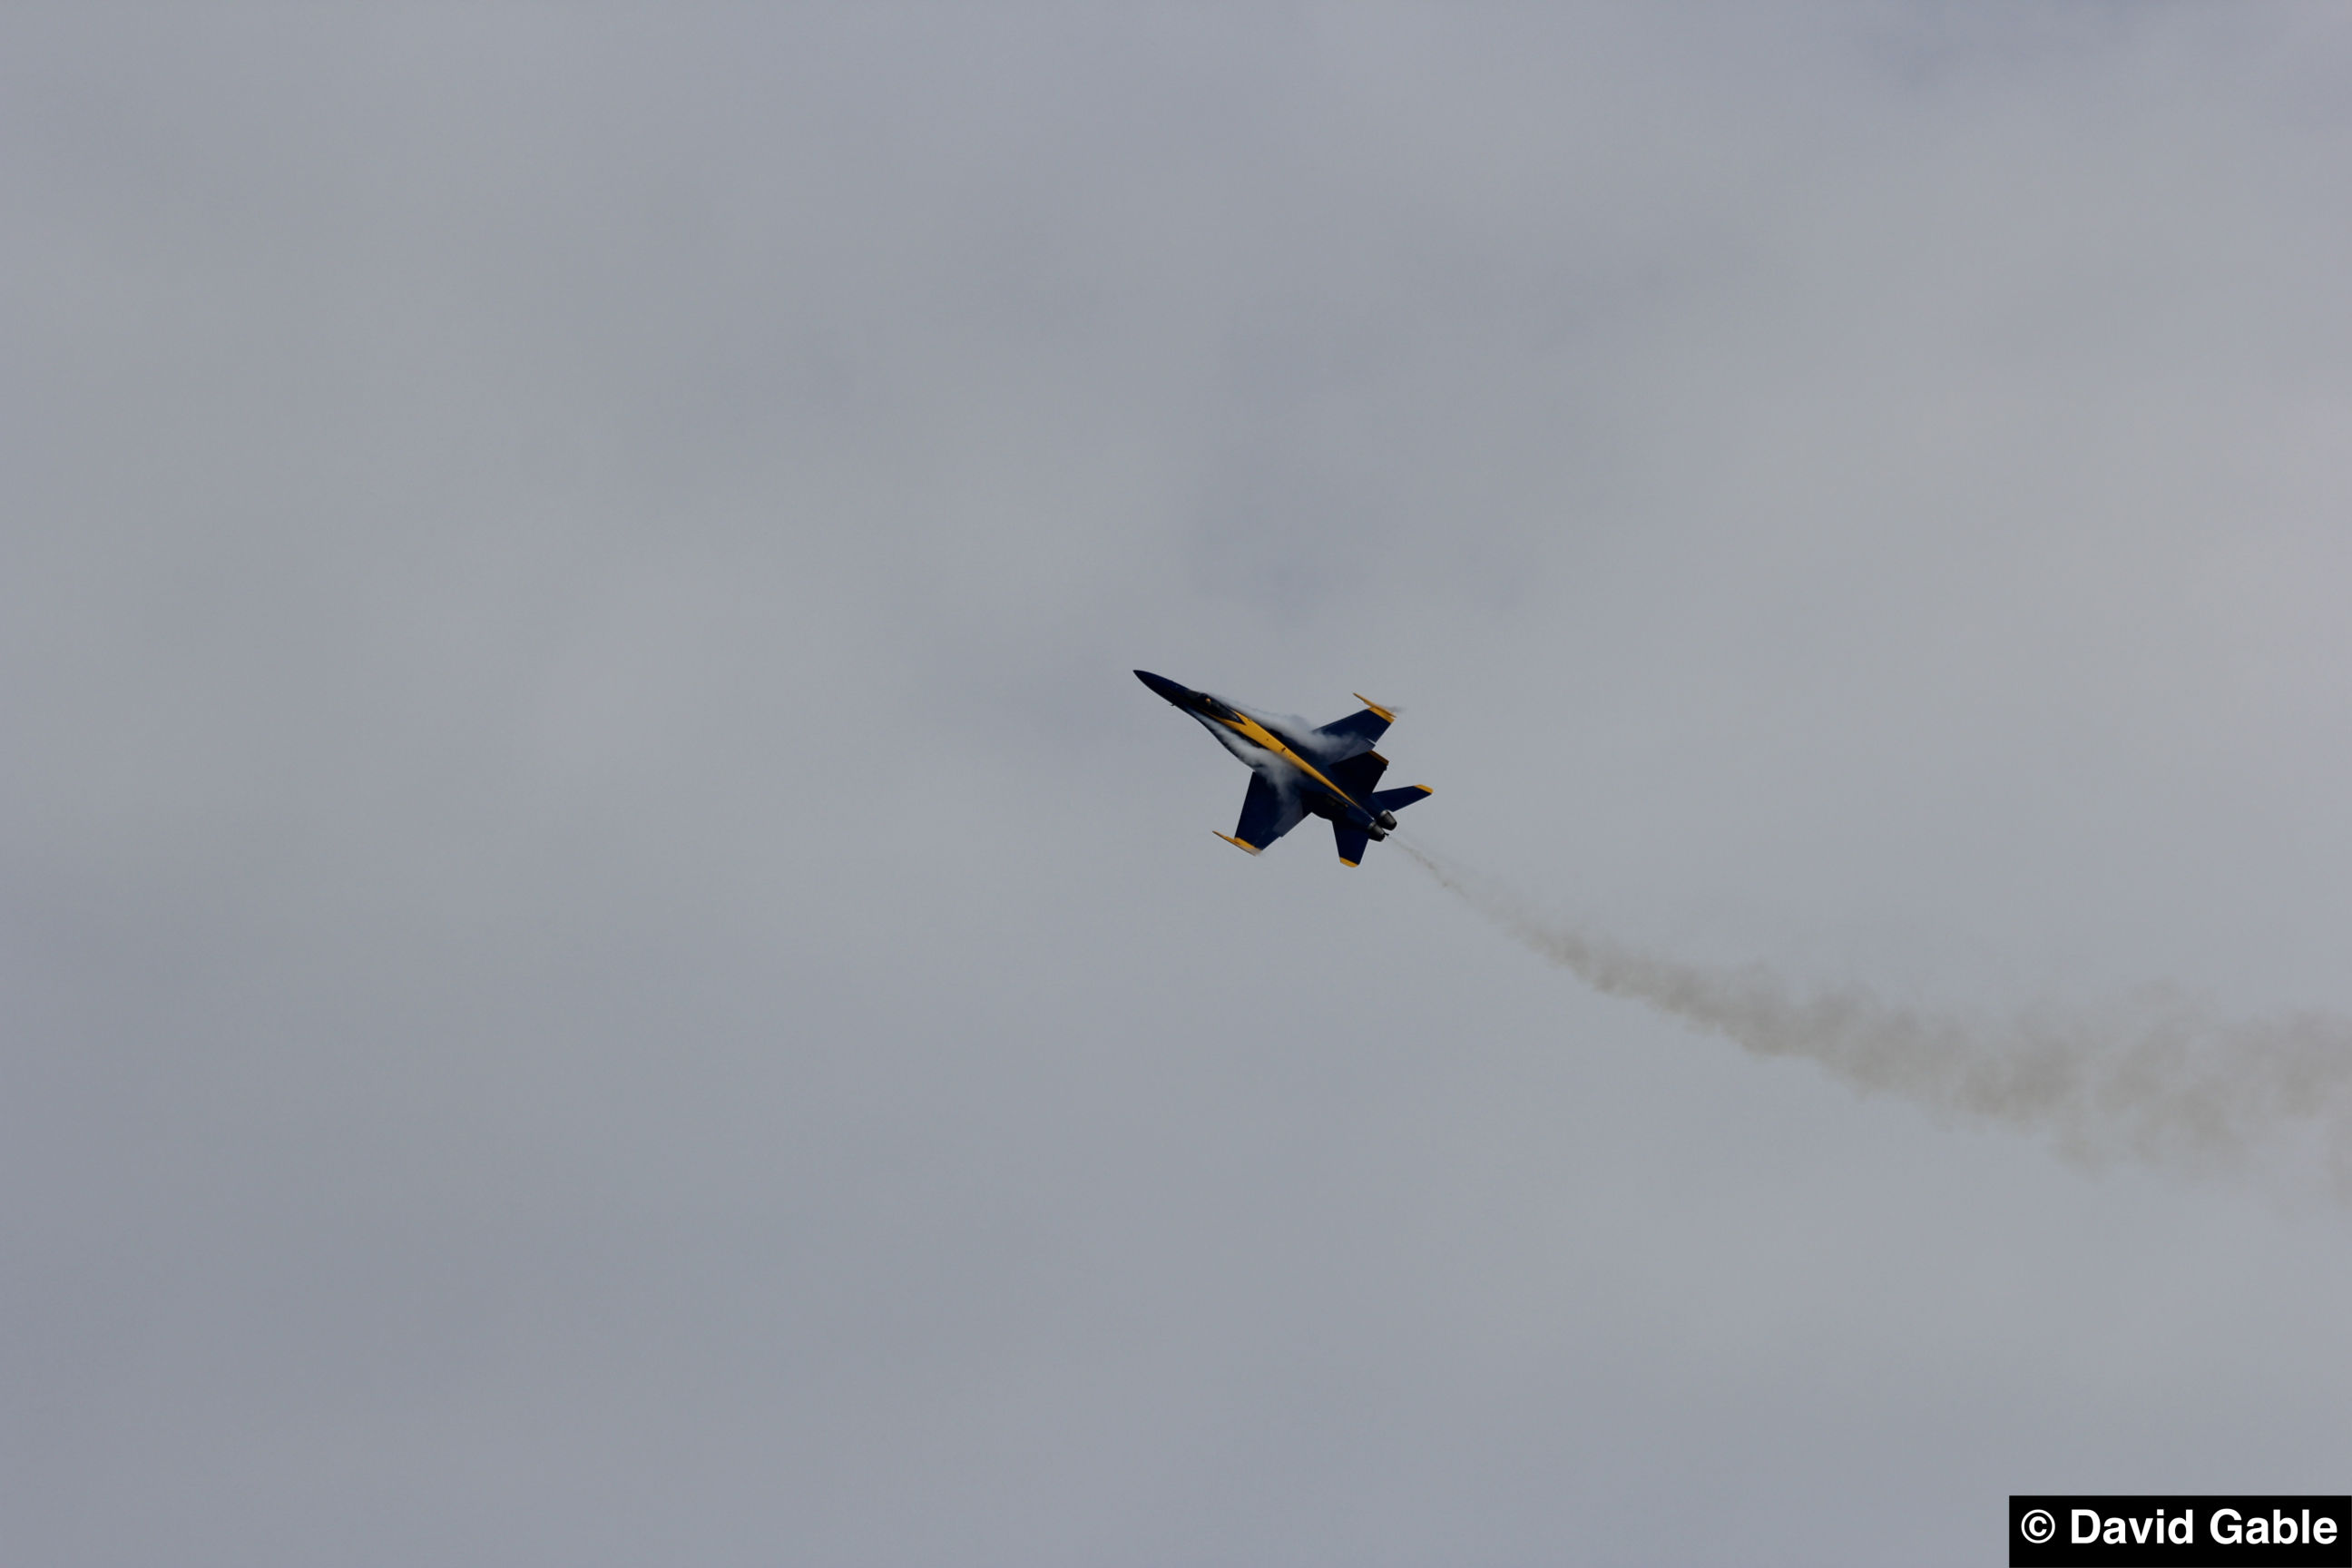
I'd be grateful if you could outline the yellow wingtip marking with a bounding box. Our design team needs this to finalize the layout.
[1353,694,1396,722]
[1411,784,1432,796]
[1338,858,1360,867]
[1212,832,1262,856]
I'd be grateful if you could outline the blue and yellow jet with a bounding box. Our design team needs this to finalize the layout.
[1134,670,1434,866]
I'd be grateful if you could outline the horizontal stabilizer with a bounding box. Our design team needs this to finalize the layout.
[1370,784,1433,813]
[1332,823,1369,867]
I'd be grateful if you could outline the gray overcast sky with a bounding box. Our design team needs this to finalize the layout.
[5,6,2350,1564]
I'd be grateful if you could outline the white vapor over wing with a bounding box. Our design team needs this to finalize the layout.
[1396,841,2352,1190]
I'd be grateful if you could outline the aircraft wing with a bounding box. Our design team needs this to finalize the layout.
[1216,772,1305,854]
[1309,696,1394,760]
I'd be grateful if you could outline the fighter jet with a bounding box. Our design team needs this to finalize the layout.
[1134,670,1433,866]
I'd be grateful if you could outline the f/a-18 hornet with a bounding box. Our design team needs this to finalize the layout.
[1134,670,1433,866]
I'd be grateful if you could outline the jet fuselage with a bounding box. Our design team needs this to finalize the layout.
[1135,671,1432,863]
[1138,671,1391,834]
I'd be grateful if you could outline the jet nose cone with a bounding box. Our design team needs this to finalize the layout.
[1133,670,1190,704]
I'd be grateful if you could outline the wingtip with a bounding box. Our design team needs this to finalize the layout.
[1212,832,1263,856]
[1352,693,1396,722]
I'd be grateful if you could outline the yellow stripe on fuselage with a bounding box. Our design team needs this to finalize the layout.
[1215,712,1360,810]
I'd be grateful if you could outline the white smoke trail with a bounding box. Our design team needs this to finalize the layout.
[1396,839,2352,1185]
